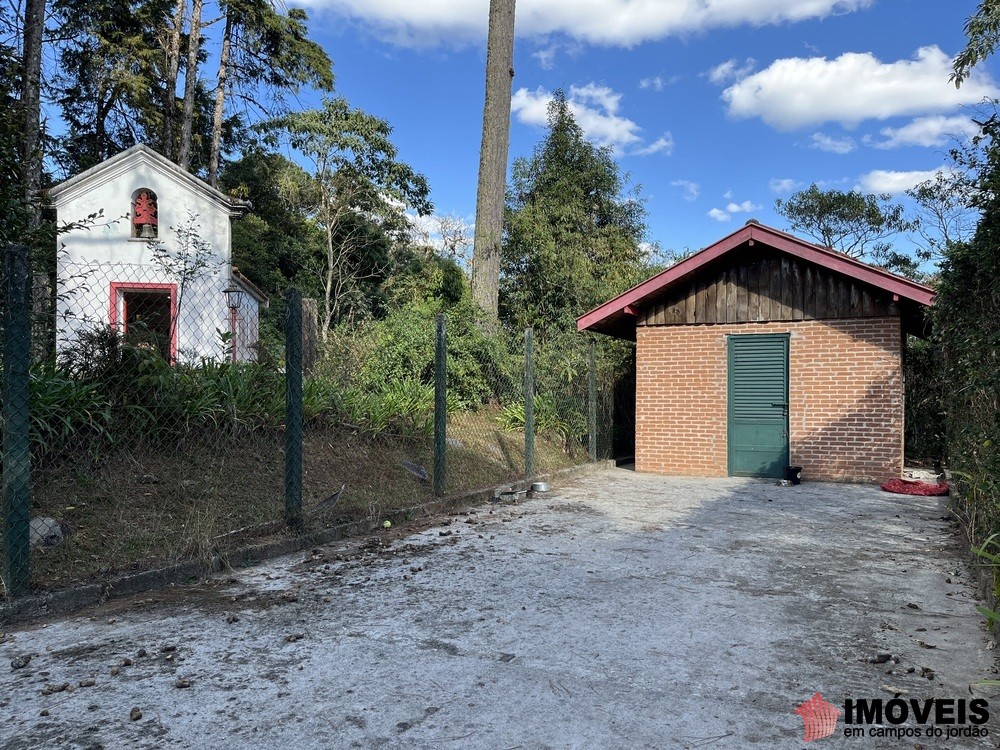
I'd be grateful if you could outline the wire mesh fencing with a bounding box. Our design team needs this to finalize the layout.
[438,319,524,496]
[529,328,619,471]
[2,249,622,597]
[295,306,439,532]
[15,253,287,592]
[440,322,616,498]
[2,245,32,598]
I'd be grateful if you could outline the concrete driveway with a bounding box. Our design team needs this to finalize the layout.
[1,468,998,749]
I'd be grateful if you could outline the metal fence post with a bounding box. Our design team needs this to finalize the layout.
[433,314,447,497]
[285,288,303,528]
[3,244,32,597]
[524,328,535,477]
[588,337,597,462]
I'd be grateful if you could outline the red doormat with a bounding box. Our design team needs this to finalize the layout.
[880,478,950,496]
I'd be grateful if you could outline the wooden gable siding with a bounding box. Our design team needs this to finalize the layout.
[638,247,897,327]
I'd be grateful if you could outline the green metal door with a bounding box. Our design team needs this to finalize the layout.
[727,334,789,478]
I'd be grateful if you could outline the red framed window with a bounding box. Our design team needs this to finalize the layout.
[109,282,178,362]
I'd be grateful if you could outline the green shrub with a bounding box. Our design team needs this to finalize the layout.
[935,214,1000,540]
[39,327,293,450]
[29,367,113,458]
[342,379,436,438]
[344,299,517,408]
[202,361,287,430]
[302,376,343,425]
[22,294,627,468]
[499,393,575,444]
[382,252,466,308]
[904,336,945,465]
[355,305,435,390]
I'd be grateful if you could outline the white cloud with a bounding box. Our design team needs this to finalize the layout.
[306,0,873,47]
[816,176,852,188]
[639,76,664,92]
[510,89,554,125]
[571,82,623,113]
[857,168,950,194]
[532,46,557,69]
[511,83,670,156]
[870,114,979,149]
[632,133,674,156]
[708,196,760,221]
[810,132,856,154]
[708,57,756,85]
[723,46,998,130]
[769,178,803,193]
[671,179,700,201]
[529,38,583,69]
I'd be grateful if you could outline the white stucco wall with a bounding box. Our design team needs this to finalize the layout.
[232,293,262,362]
[51,149,248,364]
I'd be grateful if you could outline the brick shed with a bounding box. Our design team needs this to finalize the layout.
[577,221,935,482]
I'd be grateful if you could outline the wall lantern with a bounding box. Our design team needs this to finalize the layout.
[223,284,245,310]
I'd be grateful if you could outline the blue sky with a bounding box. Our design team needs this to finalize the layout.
[281,1,991,257]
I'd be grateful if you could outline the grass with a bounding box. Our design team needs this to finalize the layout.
[26,414,585,592]
[446,406,581,491]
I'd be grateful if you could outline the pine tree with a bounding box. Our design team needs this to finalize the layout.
[501,92,649,334]
[207,1,334,186]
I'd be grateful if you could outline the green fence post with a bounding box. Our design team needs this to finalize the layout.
[588,337,597,462]
[285,288,303,529]
[433,314,447,497]
[524,328,535,477]
[3,244,32,597]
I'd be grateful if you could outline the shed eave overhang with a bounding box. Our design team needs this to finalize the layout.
[577,222,936,339]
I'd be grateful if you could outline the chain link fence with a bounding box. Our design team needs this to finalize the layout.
[11,248,289,593]
[2,241,625,598]
[2,245,31,598]
[441,322,526,496]
[438,321,622,498]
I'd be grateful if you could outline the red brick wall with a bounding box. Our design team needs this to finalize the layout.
[634,317,903,482]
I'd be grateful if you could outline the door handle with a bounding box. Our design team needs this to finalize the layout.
[772,402,788,408]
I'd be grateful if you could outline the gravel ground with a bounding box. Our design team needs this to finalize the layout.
[1,468,998,749]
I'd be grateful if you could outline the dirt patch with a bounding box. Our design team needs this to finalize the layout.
[24,420,581,594]
[24,496,532,625]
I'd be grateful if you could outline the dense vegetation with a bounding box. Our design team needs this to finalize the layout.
[0,0,658,479]
[930,115,1000,542]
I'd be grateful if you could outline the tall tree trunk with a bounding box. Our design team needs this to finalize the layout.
[163,0,186,160]
[323,240,333,342]
[470,0,515,322]
[20,0,46,228]
[208,12,234,187]
[177,0,204,170]
[94,76,110,163]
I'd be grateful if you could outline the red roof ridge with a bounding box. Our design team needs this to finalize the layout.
[577,221,935,337]
[740,222,935,290]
